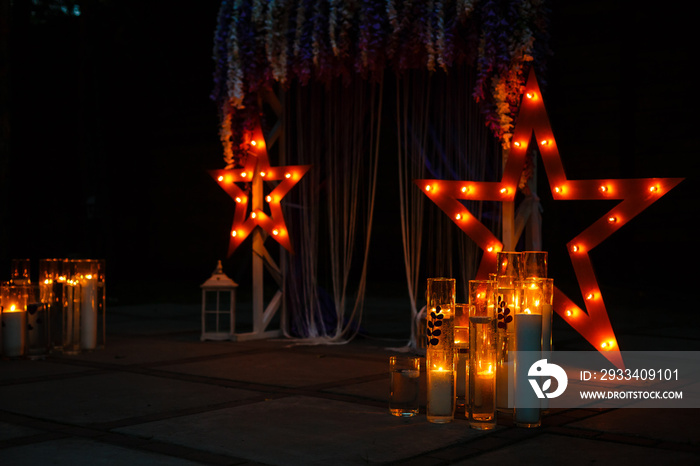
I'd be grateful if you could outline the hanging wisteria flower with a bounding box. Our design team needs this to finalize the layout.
[211,0,551,155]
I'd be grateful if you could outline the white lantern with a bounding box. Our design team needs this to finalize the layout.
[200,260,238,341]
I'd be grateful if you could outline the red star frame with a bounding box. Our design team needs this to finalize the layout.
[416,69,683,368]
[210,121,311,256]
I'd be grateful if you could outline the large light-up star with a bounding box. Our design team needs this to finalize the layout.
[210,120,311,256]
[416,69,683,368]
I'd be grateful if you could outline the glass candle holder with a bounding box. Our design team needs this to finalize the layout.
[454,303,469,412]
[26,284,50,359]
[11,259,31,285]
[496,251,522,284]
[521,251,548,279]
[426,278,455,423]
[62,260,80,355]
[541,278,554,414]
[541,278,554,357]
[1,284,29,358]
[426,278,455,350]
[389,356,420,417]
[96,259,106,349]
[468,279,497,430]
[514,278,544,427]
[39,259,67,351]
[72,259,100,351]
[495,251,521,412]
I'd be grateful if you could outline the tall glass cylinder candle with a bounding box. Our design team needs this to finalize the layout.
[541,278,554,357]
[495,251,521,412]
[96,259,106,349]
[73,260,99,351]
[26,285,50,359]
[426,278,455,423]
[468,279,497,430]
[62,260,81,355]
[541,278,554,413]
[39,259,67,351]
[454,303,469,412]
[1,284,28,358]
[514,278,544,427]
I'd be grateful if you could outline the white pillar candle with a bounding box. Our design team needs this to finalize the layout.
[80,276,97,350]
[428,368,455,421]
[2,308,27,358]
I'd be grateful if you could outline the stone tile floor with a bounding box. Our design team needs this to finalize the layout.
[1,304,699,465]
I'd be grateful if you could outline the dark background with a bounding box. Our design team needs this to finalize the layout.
[2,1,696,333]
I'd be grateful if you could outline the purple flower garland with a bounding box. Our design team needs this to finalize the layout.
[211,0,551,157]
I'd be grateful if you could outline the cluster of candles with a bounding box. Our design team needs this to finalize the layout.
[0,258,106,359]
[425,251,551,429]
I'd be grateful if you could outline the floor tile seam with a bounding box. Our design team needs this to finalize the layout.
[0,368,110,387]
[299,371,388,391]
[87,386,385,432]
[547,424,700,451]
[35,356,295,393]
[0,431,71,450]
[284,347,395,363]
[380,426,542,465]
[132,347,285,369]
[0,407,269,464]
[87,394,289,430]
[135,438,257,466]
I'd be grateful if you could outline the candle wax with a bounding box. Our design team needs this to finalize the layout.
[80,277,98,350]
[2,310,27,357]
[428,369,455,421]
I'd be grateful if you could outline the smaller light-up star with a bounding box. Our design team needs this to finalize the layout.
[210,120,311,255]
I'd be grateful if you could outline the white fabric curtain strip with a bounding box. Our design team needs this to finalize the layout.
[281,65,500,347]
[282,74,384,344]
[395,66,501,349]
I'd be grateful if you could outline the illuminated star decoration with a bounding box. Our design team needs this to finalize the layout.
[210,121,311,256]
[416,69,683,368]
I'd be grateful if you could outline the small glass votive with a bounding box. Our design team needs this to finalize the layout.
[1,284,29,358]
[389,356,420,417]
[427,349,455,423]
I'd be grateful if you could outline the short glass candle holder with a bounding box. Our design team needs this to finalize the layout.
[389,356,420,417]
